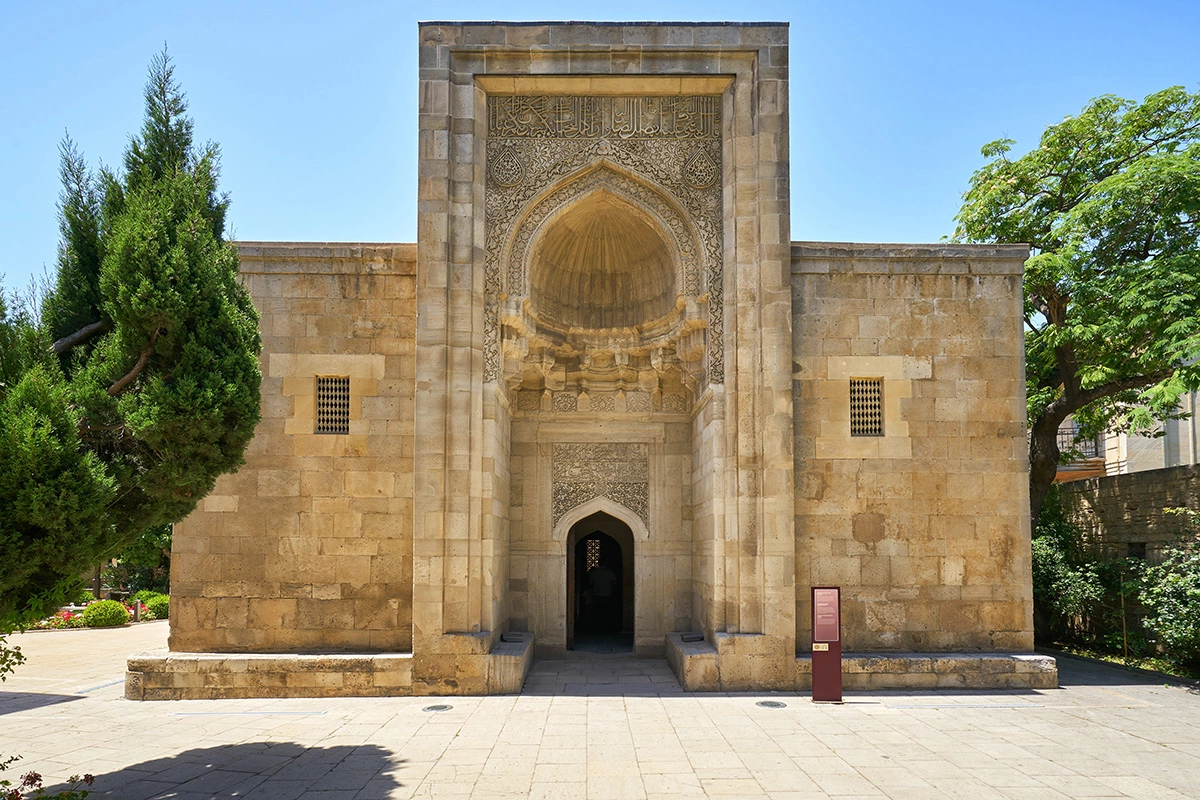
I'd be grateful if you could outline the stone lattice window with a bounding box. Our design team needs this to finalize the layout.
[586,538,602,570]
[315,376,351,434]
[849,378,883,437]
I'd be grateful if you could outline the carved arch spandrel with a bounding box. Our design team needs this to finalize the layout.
[553,496,650,543]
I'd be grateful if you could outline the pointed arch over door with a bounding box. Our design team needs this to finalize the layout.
[553,495,650,543]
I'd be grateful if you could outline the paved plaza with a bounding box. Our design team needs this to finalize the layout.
[1,624,1198,799]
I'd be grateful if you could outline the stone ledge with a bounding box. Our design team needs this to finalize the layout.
[234,242,417,274]
[488,632,535,694]
[791,242,1029,275]
[666,633,718,691]
[795,653,1058,690]
[125,650,414,700]
[127,635,536,699]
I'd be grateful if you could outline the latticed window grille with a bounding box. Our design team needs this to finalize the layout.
[849,378,883,437]
[586,538,601,570]
[315,376,351,434]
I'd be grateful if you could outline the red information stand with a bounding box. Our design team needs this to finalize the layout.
[811,586,842,702]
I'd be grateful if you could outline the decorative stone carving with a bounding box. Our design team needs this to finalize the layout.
[590,393,615,412]
[551,443,649,525]
[483,303,499,382]
[663,394,688,413]
[626,392,652,412]
[489,146,525,187]
[682,146,720,189]
[484,95,724,385]
[552,392,577,412]
[516,391,541,411]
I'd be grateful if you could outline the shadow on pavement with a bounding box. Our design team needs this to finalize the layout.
[0,691,83,716]
[42,741,403,800]
[1052,650,1200,693]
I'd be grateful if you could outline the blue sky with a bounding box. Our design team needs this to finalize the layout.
[2,0,1198,294]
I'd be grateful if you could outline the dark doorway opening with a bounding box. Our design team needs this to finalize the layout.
[566,512,634,653]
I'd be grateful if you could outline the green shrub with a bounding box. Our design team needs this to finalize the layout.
[1140,544,1200,669]
[131,590,164,605]
[1030,488,1106,641]
[144,594,169,620]
[81,600,128,628]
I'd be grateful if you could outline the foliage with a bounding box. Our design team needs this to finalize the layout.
[1030,489,1106,640]
[130,589,162,605]
[1139,509,1200,668]
[955,87,1200,525]
[144,594,169,620]
[31,609,85,630]
[0,634,24,682]
[102,525,171,595]
[0,291,47,395]
[0,50,260,630]
[0,363,115,627]
[80,600,128,628]
[0,770,93,800]
[1033,490,1200,672]
[117,525,171,570]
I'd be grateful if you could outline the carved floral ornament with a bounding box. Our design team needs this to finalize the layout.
[483,95,725,385]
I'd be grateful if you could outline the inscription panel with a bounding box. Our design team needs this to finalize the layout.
[489,96,719,140]
[551,442,649,526]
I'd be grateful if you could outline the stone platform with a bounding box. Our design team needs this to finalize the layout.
[666,633,1058,691]
[126,634,535,700]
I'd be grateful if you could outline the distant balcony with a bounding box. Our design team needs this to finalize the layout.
[1054,428,1105,483]
[1057,429,1100,458]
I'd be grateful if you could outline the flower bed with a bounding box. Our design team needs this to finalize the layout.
[30,593,167,630]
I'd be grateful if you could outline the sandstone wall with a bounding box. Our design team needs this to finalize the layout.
[791,243,1034,652]
[1059,464,1200,559]
[170,243,416,653]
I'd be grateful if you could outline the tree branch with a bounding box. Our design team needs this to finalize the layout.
[51,320,110,354]
[1044,370,1173,421]
[107,330,160,396]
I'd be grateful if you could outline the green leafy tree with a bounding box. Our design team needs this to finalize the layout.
[0,50,260,628]
[104,523,173,595]
[955,87,1200,527]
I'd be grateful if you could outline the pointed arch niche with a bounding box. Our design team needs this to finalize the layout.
[491,162,711,391]
[529,188,676,332]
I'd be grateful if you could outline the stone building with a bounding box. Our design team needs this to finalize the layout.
[126,21,1056,699]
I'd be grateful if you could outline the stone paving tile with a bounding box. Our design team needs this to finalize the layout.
[4,626,1200,798]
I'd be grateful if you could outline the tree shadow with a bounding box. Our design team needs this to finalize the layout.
[1052,650,1200,692]
[41,742,404,799]
[0,692,83,716]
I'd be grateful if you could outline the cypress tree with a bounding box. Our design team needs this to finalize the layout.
[0,50,261,626]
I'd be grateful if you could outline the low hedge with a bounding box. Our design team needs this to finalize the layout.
[82,600,129,628]
[144,594,169,620]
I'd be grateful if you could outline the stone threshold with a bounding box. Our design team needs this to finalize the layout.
[126,633,535,700]
[667,634,1058,691]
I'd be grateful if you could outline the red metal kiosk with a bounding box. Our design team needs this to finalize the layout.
[811,586,842,702]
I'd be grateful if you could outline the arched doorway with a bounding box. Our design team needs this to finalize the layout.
[566,512,634,653]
